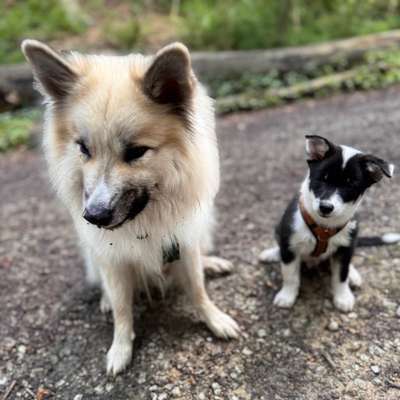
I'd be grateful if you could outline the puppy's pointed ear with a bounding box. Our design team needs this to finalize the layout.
[143,43,192,106]
[305,135,335,161]
[21,39,78,99]
[362,155,394,183]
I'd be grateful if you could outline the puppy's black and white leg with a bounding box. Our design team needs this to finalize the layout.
[274,256,301,308]
[348,264,362,288]
[331,246,355,312]
[99,262,135,375]
[177,242,240,338]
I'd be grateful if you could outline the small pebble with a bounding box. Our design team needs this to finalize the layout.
[396,306,400,317]
[328,320,339,332]
[74,395,83,400]
[211,382,221,396]
[171,387,181,397]
[105,383,113,392]
[257,329,267,338]
[242,347,253,356]
[370,365,380,375]
[282,329,291,337]
[349,341,361,352]
[138,372,146,384]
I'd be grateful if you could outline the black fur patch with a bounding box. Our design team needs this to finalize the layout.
[308,151,384,204]
[127,190,150,221]
[332,222,358,282]
[162,238,180,264]
[275,195,299,264]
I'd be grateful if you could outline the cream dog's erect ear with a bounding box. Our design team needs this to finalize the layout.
[143,42,193,106]
[21,39,78,99]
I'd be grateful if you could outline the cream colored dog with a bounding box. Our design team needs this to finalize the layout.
[22,40,239,375]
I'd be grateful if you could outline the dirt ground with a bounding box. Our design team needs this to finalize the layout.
[1,87,400,400]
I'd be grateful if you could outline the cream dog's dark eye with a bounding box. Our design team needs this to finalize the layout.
[124,146,150,163]
[76,139,91,158]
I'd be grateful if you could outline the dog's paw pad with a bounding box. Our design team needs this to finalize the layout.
[273,288,297,308]
[203,256,234,276]
[100,293,112,314]
[333,289,355,313]
[106,341,133,376]
[203,304,240,339]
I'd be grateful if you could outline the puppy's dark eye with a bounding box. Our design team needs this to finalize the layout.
[124,146,150,163]
[323,174,329,182]
[76,139,91,158]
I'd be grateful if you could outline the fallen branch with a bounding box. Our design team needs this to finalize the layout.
[192,30,400,78]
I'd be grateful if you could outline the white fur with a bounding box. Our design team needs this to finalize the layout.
[300,176,362,228]
[274,258,300,308]
[382,233,400,244]
[290,204,357,263]
[341,145,361,168]
[331,260,355,312]
[349,264,362,288]
[259,246,280,263]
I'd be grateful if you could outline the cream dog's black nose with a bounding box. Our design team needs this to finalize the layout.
[83,206,113,227]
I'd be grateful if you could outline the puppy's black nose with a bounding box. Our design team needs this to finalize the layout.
[319,202,334,215]
[83,206,113,227]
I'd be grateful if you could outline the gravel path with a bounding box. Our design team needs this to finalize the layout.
[1,87,400,399]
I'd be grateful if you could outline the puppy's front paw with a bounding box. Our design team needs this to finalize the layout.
[202,302,240,339]
[273,287,298,308]
[333,288,355,313]
[106,340,133,376]
[202,256,234,276]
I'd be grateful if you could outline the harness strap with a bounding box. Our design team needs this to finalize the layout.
[299,198,346,257]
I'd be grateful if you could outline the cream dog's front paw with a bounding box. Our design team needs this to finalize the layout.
[202,302,240,339]
[106,336,134,376]
[202,256,234,276]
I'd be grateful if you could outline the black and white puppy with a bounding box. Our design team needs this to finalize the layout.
[259,135,398,312]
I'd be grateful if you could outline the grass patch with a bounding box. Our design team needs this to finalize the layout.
[0,109,40,152]
[0,0,85,64]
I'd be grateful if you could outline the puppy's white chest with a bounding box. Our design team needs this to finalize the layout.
[290,211,355,263]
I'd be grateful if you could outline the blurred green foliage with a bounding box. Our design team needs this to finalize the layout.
[180,0,400,50]
[0,109,40,152]
[2,0,400,64]
[213,49,400,113]
[0,0,85,64]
